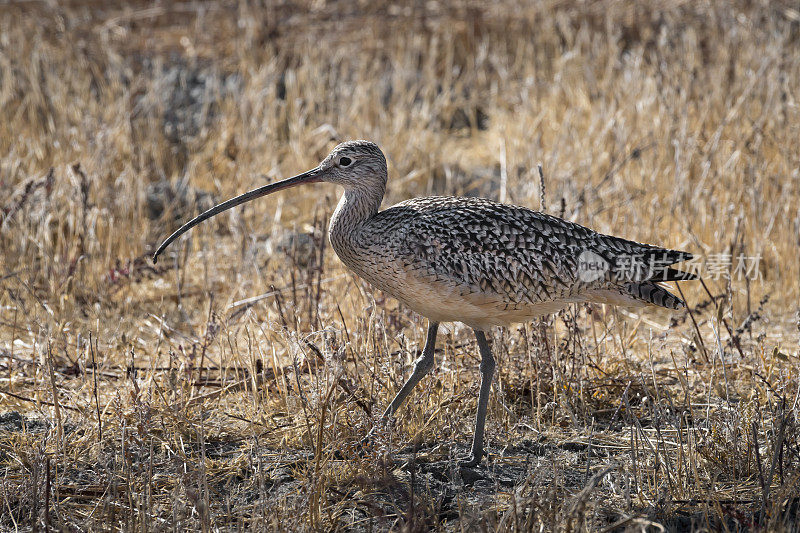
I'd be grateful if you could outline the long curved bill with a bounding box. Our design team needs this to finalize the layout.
[152,168,321,263]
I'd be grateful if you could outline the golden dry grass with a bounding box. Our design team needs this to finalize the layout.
[1,0,799,530]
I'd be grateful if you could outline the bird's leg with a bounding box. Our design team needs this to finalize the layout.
[460,329,496,468]
[362,321,439,445]
[381,320,439,420]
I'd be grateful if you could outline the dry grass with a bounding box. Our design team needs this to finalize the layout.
[1,0,799,530]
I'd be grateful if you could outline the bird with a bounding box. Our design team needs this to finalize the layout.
[153,140,696,467]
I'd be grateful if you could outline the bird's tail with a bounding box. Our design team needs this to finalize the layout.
[623,282,686,310]
[582,282,686,310]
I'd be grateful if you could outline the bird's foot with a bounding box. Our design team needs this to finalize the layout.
[458,453,482,469]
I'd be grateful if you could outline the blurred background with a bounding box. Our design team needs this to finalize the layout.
[1,1,799,530]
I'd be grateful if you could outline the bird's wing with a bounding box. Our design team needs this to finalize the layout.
[368,196,692,308]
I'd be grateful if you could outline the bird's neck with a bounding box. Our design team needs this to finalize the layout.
[329,185,384,256]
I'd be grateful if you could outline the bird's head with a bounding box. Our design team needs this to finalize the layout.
[152,140,388,263]
[316,140,388,190]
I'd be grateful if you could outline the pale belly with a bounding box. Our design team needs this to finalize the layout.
[349,260,573,330]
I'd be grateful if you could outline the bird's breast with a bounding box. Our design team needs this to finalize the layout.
[327,226,571,329]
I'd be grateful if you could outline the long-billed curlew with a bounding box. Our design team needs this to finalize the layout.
[153,140,696,467]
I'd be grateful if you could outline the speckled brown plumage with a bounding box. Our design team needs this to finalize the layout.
[326,142,693,330]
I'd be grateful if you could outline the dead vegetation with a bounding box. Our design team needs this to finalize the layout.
[1,0,799,530]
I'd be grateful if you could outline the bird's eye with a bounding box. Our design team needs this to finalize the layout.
[338,157,352,167]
